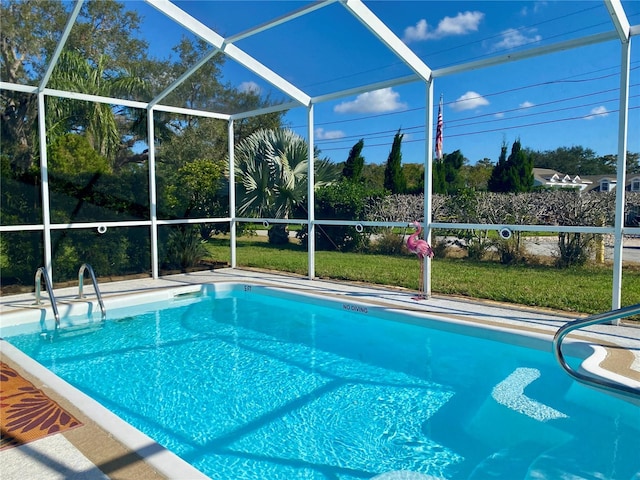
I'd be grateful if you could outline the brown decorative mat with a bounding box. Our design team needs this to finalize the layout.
[1,362,82,450]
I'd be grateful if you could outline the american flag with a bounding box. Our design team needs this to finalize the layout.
[435,96,443,160]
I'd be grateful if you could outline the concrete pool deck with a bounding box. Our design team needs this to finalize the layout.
[1,268,639,479]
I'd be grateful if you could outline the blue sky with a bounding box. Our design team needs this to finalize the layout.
[136,1,640,167]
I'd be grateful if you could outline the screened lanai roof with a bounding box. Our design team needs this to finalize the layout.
[7,1,638,104]
[5,0,638,165]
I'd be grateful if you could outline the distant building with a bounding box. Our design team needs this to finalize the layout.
[533,168,640,193]
[581,174,617,193]
[533,168,592,191]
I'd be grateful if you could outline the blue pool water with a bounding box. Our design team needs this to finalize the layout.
[5,285,640,480]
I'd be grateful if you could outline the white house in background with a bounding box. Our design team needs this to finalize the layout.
[582,174,617,192]
[533,168,640,193]
[582,174,640,193]
[533,168,592,191]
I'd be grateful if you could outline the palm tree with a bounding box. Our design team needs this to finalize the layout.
[233,128,339,243]
[46,50,148,164]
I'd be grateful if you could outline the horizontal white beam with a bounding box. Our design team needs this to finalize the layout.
[43,88,148,109]
[230,101,301,121]
[2,221,635,237]
[0,82,38,93]
[156,217,232,226]
[430,223,615,235]
[153,104,230,120]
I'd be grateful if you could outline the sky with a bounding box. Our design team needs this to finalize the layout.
[133,1,640,167]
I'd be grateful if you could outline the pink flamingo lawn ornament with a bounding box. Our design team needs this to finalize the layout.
[406,221,434,300]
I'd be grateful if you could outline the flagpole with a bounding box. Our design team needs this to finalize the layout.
[435,94,443,161]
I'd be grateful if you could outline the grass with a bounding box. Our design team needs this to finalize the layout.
[205,235,640,315]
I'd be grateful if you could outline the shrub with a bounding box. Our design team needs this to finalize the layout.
[164,227,208,270]
[556,232,593,267]
[267,224,290,245]
[371,229,405,255]
[494,235,528,265]
[298,181,383,252]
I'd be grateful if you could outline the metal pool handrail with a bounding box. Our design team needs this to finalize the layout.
[553,303,640,399]
[78,263,106,320]
[34,267,60,331]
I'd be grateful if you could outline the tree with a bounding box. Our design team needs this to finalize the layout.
[433,149,465,194]
[402,163,424,194]
[488,139,533,193]
[233,128,340,244]
[300,181,383,252]
[1,0,149,170]
[488,142,509,192]
[170,158,224,219]
[527,146,610,175]
[361,163,385,190]
[48,134,111,175]
[47,50,148,162]
[460,158,494,191]
[342,139,365,182]
[384,129,406,194]
[512,141,534,192]
[600,151,640,175]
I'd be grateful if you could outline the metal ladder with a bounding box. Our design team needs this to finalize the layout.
[553,303,640,399]
[78,263,106,320]
[34,267,61,332]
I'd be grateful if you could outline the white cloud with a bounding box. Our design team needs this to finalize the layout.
[315,128,345,140]
[450,91,489,112]
[519,101,535,108]
[334,88,407,114]
[403,11,484,42]
[238,81,261,94]
[520,2,548,16]
[494,112,505,118]
[584,106,609,120]
[492,28,542,51]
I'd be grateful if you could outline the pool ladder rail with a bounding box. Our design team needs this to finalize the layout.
[34,267,61,330]
[77,263,107,321]
[34,263,107,335]
[553,302,640,400]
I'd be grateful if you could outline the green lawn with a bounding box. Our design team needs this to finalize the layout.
[205,235,640,315]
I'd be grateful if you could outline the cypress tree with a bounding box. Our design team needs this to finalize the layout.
[488,142,509,192]
[342,138,365,182]
[488,139,533,192]
[433,159,446,194]
[384,129,406,194]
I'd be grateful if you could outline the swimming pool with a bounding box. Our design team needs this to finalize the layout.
[2,283,639,479]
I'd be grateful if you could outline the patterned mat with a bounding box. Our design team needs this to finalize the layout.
[1,362,82,450]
